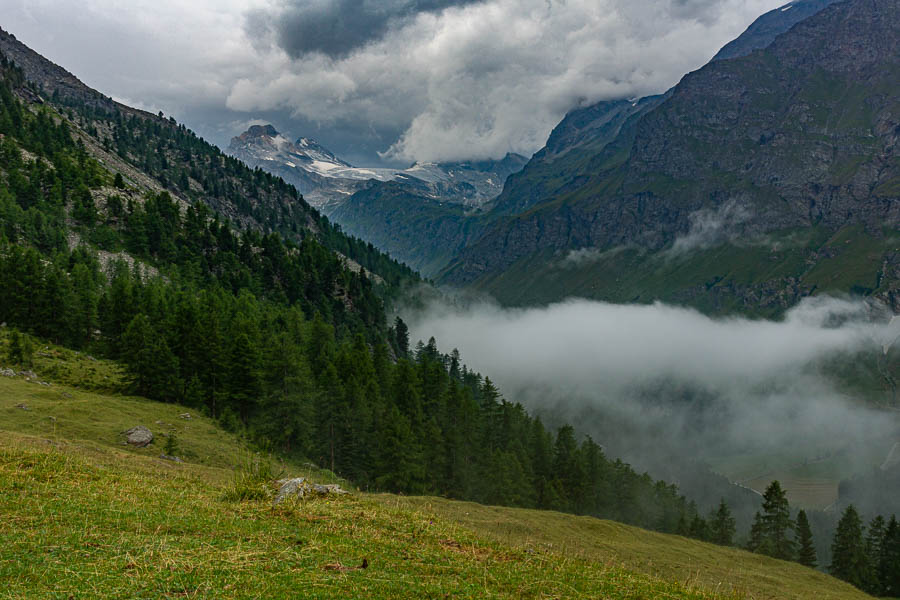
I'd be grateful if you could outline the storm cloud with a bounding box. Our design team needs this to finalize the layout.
[247,0,485,59]
[3,0,787,163]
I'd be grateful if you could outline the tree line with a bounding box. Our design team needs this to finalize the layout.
[743,480,900,595]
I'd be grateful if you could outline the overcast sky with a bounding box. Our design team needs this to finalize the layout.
[2,0,785,165]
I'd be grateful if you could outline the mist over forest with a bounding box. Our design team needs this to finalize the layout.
[408,295,900,530]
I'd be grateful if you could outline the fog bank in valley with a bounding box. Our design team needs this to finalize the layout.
[406,296,900,483]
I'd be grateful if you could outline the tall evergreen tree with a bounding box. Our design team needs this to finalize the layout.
[393,316,409,357]
[709,499,736,546]
[121,314,180,399]
[866,514,886,595]
[880,516,900,597]
[748,481,794,560]
[830,505,874,591]
[796,510,817,568]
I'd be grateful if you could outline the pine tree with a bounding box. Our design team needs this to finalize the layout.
[709,499,736,546]
[796,510,817,568]
[228,331,262,425]
[689,513,710,541]
[552,425,584,512]
[121,314,180,399]
[866,515,886,595]
[6,330,33,367]
[394,316,409,357]
[757,480,795,560]
[830,505,874,591]
[163,432,179,456]
[880,516,900,597]
[748,511,765,553]
[375,405,425,494]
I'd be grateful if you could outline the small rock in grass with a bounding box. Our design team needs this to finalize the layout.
[123,426,153,447]
[15,403,29,411]
[273,477,349,505]
[160,454,184,463]
[1,368,15,377]
[179,413,191,420]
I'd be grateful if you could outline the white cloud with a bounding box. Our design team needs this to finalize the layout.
[2,0,786,162]
[668,199,752,255]
[406,295,900,477]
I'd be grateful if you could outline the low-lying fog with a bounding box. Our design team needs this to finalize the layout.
[406,295,900,491]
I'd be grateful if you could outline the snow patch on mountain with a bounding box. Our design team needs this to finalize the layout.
[228,124,527,213]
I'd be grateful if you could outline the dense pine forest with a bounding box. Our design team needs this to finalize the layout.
[0,51,719,536]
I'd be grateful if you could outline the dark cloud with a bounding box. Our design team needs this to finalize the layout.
[250,0,484,59]
[3,0,787,164]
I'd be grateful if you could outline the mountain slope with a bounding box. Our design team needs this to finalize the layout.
[0,365,871,600]
[0,27,417,290]
[0,39,748,547]
[228,124,526,276]
[440,0,900,313]
[712,0,843,61]
[328,181,489,275]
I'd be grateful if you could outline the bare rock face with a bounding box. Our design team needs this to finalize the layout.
[273,477,349,505]
[123,426,154,447]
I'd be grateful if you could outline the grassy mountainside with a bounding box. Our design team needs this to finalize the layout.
[0,361,871,599]
[461,226,900,317]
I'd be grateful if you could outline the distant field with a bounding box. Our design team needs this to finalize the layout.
[744,475,838,510]
[708,432,899,510]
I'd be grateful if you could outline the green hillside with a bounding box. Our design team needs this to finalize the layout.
[464,226,900,318]
[0,368,871,599]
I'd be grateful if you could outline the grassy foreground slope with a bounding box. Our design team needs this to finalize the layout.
[0,366,869,599]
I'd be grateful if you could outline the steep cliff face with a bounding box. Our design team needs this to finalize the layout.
[441,0,900,313]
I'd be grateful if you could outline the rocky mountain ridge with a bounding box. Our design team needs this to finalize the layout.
[438,0,900,313]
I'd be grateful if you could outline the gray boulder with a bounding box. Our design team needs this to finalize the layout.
[123,426,153,447]
[273,477,349,505]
